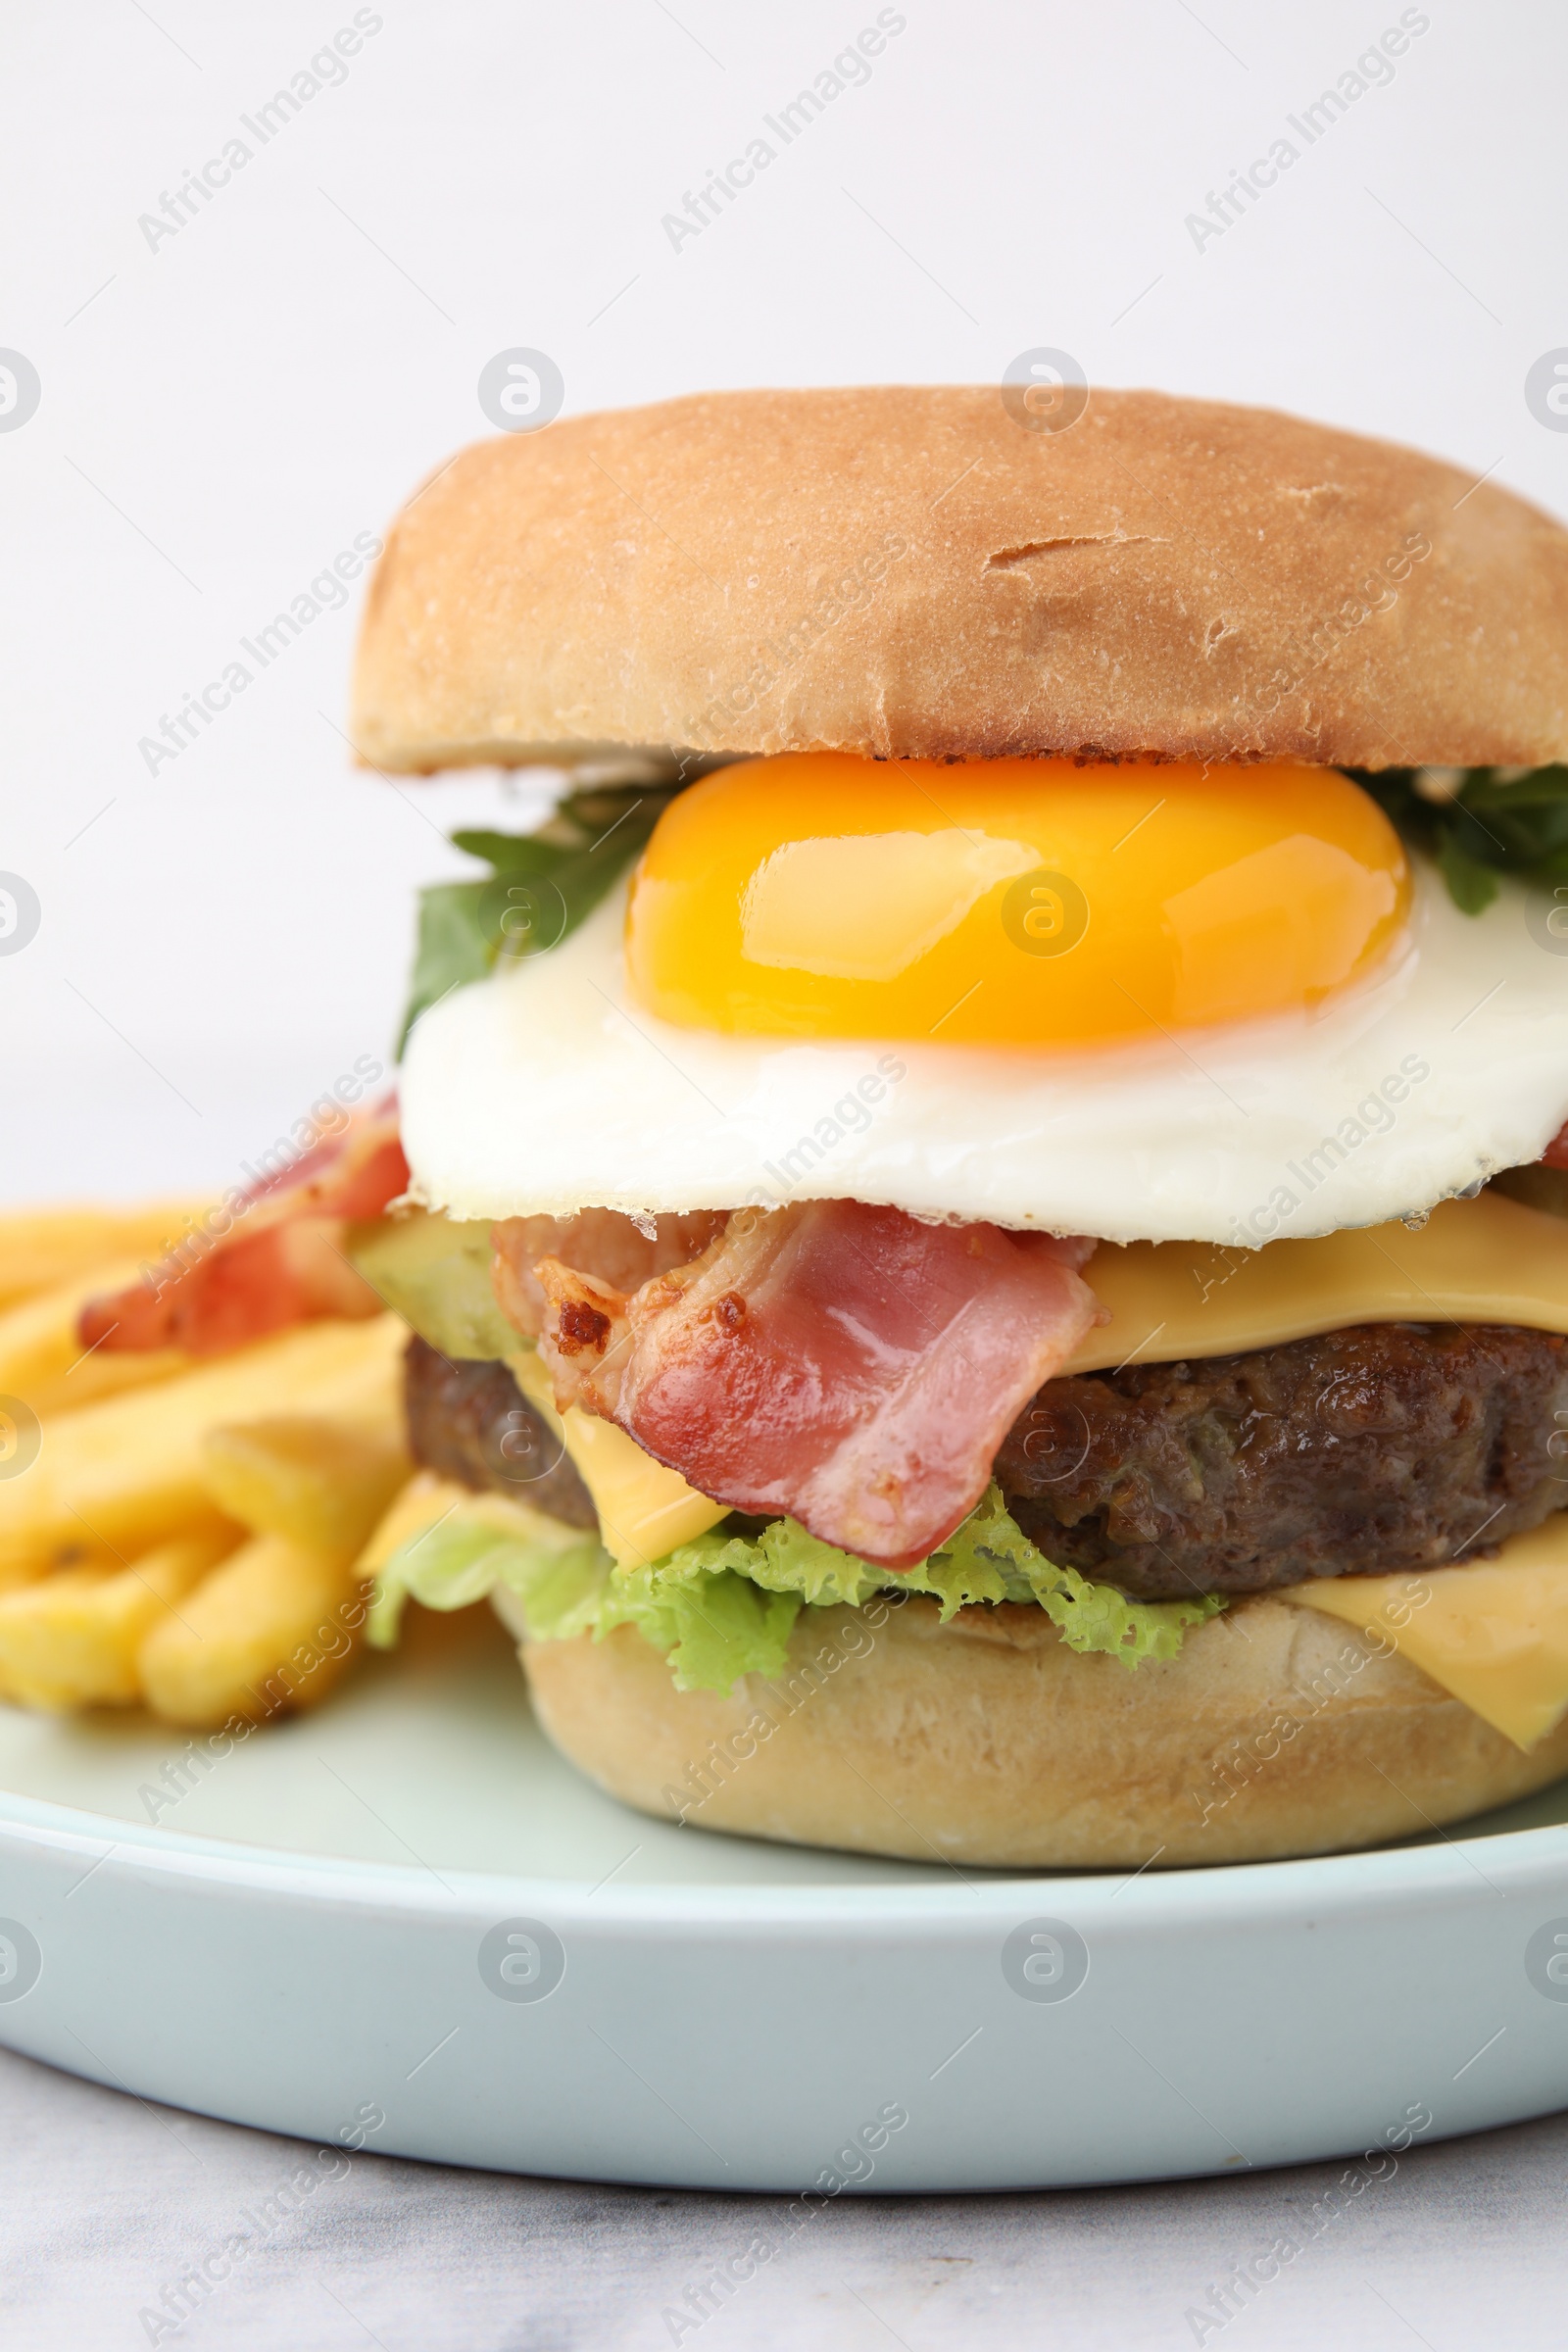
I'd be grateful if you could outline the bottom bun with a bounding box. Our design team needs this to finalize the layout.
[517,1594,1568,1868]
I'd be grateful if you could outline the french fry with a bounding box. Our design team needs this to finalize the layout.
[0,1313,406,1592]
[0,1257,192,1420]
[0,1200,210,1313]
[138,1534,368,1727]
[0,1523,240,1710]
[201,1416,409,1555]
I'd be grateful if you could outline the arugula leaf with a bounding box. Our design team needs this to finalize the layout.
[1348,763,1568,913]
[1437,833,1500,915]
[445,829,576,871]
[397,783,681,1054]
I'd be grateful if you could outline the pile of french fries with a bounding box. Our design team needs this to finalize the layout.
[0,1200,419,1730]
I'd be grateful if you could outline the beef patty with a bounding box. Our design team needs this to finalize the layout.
[403,1337,597,1529]
[999,1322,1568,1598]
[406,1323,1568,1598]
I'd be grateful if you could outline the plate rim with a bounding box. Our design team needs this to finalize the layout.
[6,1781,1568,1930]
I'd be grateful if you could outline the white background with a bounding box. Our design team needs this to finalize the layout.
[4,0,1565,1201]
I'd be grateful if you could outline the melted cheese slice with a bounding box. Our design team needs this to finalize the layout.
[1073,1192,1568,1750]
[508,1350,726,1570]
[433,1193,1568,1734]
[1280,1514,1568,1751]
[357,1467,569,1575]
[1066,1191,1568,1373]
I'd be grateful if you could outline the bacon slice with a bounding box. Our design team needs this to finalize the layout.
[1543,1121,1568,1171]
[535,1200,1105,1568]
[78,1098,408,1357]
[492,1209,728,1343]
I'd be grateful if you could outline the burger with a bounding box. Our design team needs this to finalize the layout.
[161,387,1568,1866]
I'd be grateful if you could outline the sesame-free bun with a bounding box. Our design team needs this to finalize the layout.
[516,1596,1568,1869]
[353,386,1568,775]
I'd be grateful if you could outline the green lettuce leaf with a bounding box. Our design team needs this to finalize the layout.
[935,1487,1225,1662]
[366,1510,611,1647]
[1348,762,1568,912]
[398,782,682,1053]
[657,1486,1223,1669]
[369,1485,1222,1695]
[365,1500,801,1690]
[586,1563,804,1692]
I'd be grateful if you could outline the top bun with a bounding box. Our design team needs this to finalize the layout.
[352,386,1568,774]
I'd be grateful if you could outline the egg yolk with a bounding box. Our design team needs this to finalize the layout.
[623,754,1410,1047]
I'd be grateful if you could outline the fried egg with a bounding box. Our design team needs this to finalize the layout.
[400,758,1568,1247]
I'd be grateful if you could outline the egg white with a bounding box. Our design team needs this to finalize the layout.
[400,864,1568,1247]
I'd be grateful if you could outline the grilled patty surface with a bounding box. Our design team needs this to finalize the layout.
[407,1323,1568,1596]
[404,1338,597,1528]
[998,1322,1568,1597]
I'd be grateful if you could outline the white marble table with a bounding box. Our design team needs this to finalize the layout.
[4,2043,1564,2350]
